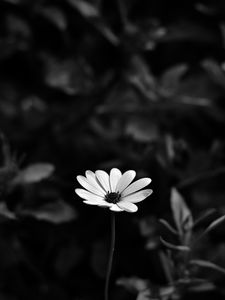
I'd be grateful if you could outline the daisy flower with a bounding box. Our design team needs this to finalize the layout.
[75,168,152,212]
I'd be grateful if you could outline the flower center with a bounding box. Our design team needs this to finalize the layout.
[105,192,121,204]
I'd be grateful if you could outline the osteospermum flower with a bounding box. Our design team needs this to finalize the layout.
[75,168,152,212]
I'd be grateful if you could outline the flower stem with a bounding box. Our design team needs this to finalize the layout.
[105,212,116,300]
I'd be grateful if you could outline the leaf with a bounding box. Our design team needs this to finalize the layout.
[160,64,188,94]
[37,6,67,31]
[190,259,225,276]
[0,202,16,220]
[188,281,215,292]
[159,251,174,284]
[67,0,99,18]
[170,188,193,235]
[116,277,148,292]
[125,118,159,142]
[137,290,150,300]
[13,163,55,184]
[19,199,77,224]
[203,215,225,235]
[160,237,190,252]
[137,286,175,300]
[193,208,216,228]
[159,219,179,235]
[159,286,175,299]
[202,59,225,89]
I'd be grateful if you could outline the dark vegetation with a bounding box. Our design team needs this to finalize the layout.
[1,0,225,299]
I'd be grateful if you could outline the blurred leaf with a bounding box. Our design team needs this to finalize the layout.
[202,59,225,89]
[67,0,119,45]
[137,286,175,300]
[193,208,216,228]
[0,134,18,187]
[116,276,148,292]
[160,64,188,94]
[188,281,216,292]
[13,163,55,184]
[159,219,178,235]
[137,290,151,300]
[203,214,225,235]
[170,188,193,236]
[96,24,119,46]
[125,118,159,142]
[190,259,225,275]
[163,21,217,43]
[37,6,67,31]
[6,14,30,39]
[43,55,95,95]
[159,251,174,284]
[0,202,16,220]
[160,237,190,252]
[195,3,217,16]
[19,199,77,223]
[127,55,157,101]
[123,21,166,51]
[67,0,99,18]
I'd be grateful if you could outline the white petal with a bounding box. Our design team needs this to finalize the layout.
[77,175,105,196]
[83,200,101,206]
[117,201,138,212]
[75,188,104,203]
[109,168,122,192]
[85,170,106,194]
[122,178,151,197]
[83,200,111,207]
[116,170,136,193]
[109,204,123,212]
[95,170,111,192]
[122,189,153,203]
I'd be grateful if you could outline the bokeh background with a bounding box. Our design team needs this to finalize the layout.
[1,0,225,299]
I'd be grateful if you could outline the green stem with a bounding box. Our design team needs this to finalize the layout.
[105,212,116,300]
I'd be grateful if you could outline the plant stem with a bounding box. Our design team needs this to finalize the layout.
[105,212,116,300]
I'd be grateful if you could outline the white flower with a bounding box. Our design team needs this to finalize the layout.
[75,168,153,213]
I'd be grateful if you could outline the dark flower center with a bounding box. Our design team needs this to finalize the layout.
[105,192,121,204]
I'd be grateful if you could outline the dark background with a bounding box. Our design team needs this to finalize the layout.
[1,0,225,299]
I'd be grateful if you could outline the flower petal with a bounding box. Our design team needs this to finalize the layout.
[122,189,153,203]
[95,170,111,192]
[77,175,105,196]
[75,188,104,204]
[109,168,122,192]
[117,201,138,212]
[116,170,136,193]
[109,204,123,212]
[83,200,101,206]
[83,200,111,207]
[85,170,106,194]
[122,178,151,197]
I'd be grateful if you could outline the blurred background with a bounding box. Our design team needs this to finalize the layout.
[1,0,225,299]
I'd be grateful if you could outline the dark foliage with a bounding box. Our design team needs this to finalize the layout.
[1,0,225,299]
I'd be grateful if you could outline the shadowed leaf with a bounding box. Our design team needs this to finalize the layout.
[190,259,225,275]
[0,202,16,220]
[159,219,179,235]
[117,277,148,292]
[19,199,76,223]
[13,163,55,184]
[160,237,190,252]
[203,215,225,235]
[171,188,193,235]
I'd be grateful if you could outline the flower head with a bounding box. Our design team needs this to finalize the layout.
[75,168,152,212]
